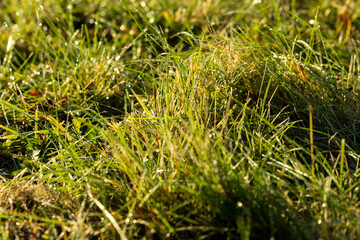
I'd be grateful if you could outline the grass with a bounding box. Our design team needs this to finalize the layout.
[0,0,360,239]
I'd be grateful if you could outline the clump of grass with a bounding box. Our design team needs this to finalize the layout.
[1,0,360,239]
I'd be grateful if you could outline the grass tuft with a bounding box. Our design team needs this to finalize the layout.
[1,0,360,239]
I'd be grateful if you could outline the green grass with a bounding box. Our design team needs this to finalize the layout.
[1,0,360,239]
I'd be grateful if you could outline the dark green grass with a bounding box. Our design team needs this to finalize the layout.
[1,0,360,239]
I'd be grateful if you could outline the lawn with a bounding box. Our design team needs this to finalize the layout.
[1,0,360,239]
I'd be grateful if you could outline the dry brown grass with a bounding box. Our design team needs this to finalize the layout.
[0,180,58,212]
